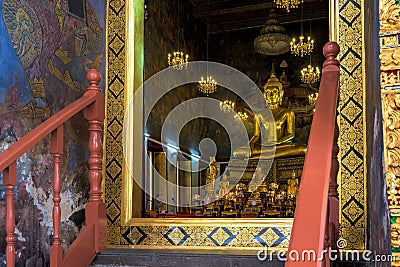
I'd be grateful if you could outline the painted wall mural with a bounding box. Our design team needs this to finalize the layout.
[0,0,105,265]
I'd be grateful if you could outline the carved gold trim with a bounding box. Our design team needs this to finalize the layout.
[105,245,288,252]
[380,0,400,33]
[381,90,400,209]
[380,0,400,255]
[123,218,293,227]
[114,246,289,252]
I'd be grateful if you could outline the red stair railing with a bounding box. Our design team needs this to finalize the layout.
[0,69,106,267]
[286,42,340,267]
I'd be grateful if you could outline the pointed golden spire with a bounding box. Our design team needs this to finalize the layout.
[271,62,277,77]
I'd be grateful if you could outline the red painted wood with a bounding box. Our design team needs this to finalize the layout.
[61,224,96,267]
[286,42,340,267]
[50,150,62,244]
[322,121,340,267]
[0,69,105,267]
[84,69,107,253]
[328,121,340,249]
[87,121,103,204]
[3,162,16,267]
[61,69,106,263]
[0,94,98,172]
[50,126,64,267]
[84,201,107,253]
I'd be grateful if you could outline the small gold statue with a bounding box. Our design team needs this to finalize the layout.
[280,70,291,89]
[234,64,307,159]
[205,156,219,200]
[287,170,299,197]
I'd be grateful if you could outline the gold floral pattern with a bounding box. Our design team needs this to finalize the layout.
[338,0,367,249]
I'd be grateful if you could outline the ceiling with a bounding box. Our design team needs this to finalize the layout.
[190,0,329,34]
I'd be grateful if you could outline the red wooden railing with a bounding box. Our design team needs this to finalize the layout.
[286,42,340,267]
[0,70,106,267]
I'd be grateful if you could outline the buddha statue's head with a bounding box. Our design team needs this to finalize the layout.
[264,64,284,109]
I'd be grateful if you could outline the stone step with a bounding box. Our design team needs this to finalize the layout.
[90,249,373,267]
[90,248,285,267]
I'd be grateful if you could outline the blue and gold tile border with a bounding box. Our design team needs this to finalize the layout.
[337,0,367,250]
[113,219,292,250]
[105,0,369,250]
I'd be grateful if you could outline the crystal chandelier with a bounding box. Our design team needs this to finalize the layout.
[290,1,314,57]
[301,65,320,84]
[220,100,235,113]
[198,4,217,95]
[167,52,189,70]
[274,0,302,12]
[290,36,314,57]
[198,76,217,94]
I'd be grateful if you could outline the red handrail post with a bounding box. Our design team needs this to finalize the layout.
[50,126,64,267]
[324,44,341,267]
[323,42,341,253]
[83,69,106,252]
[4,162,17,267]
[328,121,340,248]
[0,69,106,267]
[286,42,340,267]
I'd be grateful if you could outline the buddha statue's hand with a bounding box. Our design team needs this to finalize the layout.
[233,146,251,159]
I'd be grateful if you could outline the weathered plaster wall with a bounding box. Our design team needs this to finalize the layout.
[0,0,105,265]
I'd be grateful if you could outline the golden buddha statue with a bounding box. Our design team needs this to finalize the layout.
[234,64,306,159]
[279,70,291,89]
[205,156,219,200]
[287,170,299,197]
